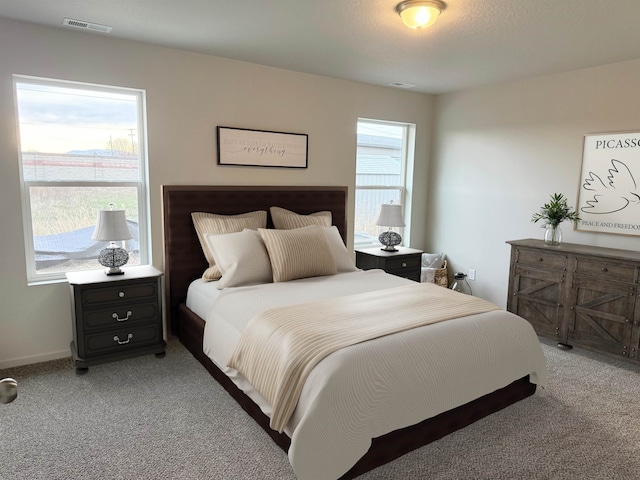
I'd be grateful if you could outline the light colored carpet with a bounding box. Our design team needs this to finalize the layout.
[1,336,639,479]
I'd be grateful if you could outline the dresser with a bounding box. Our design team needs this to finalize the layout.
[355,246,423,282]
[66,265,166,374]
[507,239,640,363]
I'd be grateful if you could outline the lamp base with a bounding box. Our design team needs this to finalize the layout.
[378,230,402,252]
[98,245,129,276]
[104,267,126,276]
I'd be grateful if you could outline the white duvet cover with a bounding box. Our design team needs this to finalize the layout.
[196,270,547,480]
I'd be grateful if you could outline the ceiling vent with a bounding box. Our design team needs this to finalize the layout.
[63,18,113,34]
[388,82,416,89]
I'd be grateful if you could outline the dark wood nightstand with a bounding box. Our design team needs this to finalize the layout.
[66,265,166,374]
[355,246,423,282]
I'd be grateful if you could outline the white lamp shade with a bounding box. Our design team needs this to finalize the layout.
[376,204,405,227]
[92,209,133,241]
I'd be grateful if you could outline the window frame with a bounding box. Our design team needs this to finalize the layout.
[13,75,151,284]
[354,118,415,249]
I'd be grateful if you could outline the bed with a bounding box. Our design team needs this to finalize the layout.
[162,185,547,480]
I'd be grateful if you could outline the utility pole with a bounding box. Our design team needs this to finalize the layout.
[128,129,136,155]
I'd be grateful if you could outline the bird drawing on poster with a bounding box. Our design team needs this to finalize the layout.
[581,159,640,214]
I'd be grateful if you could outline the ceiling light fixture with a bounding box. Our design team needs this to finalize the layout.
[395,0,446,30]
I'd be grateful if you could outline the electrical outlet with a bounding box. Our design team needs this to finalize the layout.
[468,268,476,281]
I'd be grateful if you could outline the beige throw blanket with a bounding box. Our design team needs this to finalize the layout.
[227,282,500,432]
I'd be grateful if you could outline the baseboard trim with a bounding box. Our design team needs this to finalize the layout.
[0,349,70,369]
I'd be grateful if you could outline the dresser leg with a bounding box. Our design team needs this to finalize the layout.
[75,367,89,375]
[557,343,573,350]
[154,351,166,358]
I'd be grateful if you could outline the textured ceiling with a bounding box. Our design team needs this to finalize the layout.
[2,0,640,94]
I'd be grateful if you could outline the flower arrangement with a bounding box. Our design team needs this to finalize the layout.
[531,193,580,245]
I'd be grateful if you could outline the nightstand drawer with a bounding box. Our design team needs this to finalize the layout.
[384,256,420,272]
[83,302,160,330]
[84,324,162,356]
[82,282,158,307]
[391,270,420,282]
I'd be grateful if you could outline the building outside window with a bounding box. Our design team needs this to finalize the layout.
[354,119,414,248]
[14,76,150,283]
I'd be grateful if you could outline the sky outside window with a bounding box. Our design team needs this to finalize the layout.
[16,83,139,155]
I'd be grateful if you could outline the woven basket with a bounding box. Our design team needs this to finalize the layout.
[434,260,448,288]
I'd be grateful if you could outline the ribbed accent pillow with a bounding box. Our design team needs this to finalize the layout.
[204,230,272,289]
[258,226,337,282]
[270,206,331,229]
[191,211,267,281]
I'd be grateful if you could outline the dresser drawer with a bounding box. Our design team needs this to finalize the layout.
[514,248,568,270]
[81,281,158,307]
[84,324,162,356]
[574,256,638,284]
[83,302,160,330]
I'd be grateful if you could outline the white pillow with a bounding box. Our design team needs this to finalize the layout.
[270,206,332,229]
[191,210,267,281]
[258,225,337,282]
[322,226,358,273]
[204,230,272,289]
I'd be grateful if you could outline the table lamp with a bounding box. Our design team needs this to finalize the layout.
[376,202,405,252]
[92,205,133,275]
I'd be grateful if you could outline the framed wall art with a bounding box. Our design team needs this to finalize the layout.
[217,126,308,168]
[576,131,640,236]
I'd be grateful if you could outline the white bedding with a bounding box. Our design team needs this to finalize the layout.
[195,270,547,480]
[185,278,223,319]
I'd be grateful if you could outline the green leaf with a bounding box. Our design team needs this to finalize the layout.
[531,193,580,227]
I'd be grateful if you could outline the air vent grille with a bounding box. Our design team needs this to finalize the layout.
[388,82,416,89]
[63,18,112,33]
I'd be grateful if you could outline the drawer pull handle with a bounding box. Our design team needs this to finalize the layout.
[537,257,543,262]
[401,262,407,268]
[113,334,133,345]
[112,311,132,322]
[601,267,608,273]
[118,291,125,298]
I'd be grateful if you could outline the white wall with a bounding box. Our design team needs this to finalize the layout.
[0,18,433,368]
[428,60,640,307]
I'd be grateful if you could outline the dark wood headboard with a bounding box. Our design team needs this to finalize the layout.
[162,185,348,334]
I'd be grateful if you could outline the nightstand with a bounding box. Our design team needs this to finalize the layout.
[355,246,423,282]
[66,265,166,374]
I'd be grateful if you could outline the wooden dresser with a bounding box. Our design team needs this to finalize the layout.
[507,239,640,363]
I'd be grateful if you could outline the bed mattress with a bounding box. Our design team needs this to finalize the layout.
[185,278,223,319]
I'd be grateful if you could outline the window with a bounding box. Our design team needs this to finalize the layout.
[14,76,149,283]
[354,119,414,248]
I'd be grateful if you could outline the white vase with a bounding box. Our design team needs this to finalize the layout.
[544,225,562,245]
